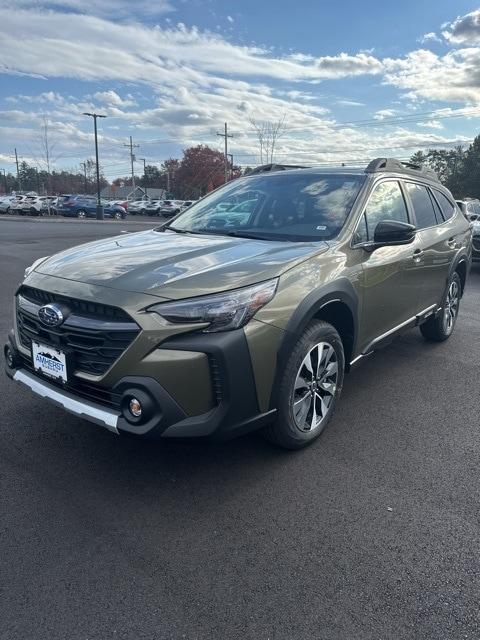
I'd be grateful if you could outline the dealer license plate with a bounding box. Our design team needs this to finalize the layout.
[32,342,68,382]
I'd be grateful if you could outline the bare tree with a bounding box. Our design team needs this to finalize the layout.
[249,115,287,164]
[37,115,61,195]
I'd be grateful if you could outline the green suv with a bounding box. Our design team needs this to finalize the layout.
[4,158,472,449]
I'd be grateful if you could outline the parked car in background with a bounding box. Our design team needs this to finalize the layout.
[10,195,31,214]
[160,200,183,217]
[456,199,480,221]
[109,199,129,211]
[0,195,17,213]
[127,200,148,215]
[56,195,127,219]
[181,200,197,210]
[140,199,164,215]
[19,195,56,216]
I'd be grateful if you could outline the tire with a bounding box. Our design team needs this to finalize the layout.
[113,211,122,220]
[77,209,87,219]
[420,271,461,342]
[140,208,146,215]
[262,320,345,450]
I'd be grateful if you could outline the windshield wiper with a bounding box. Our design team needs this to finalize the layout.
[162,226,191,234]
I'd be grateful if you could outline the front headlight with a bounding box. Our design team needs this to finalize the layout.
[24,256,50,279]
[147,279,278,333]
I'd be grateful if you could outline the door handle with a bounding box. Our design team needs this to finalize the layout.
[413,249,423,263]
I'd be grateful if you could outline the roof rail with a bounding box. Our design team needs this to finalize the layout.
[249,163,309,175]
[365,157,439,182]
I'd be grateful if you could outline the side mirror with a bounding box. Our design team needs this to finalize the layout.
[469,213,479,222]
[372,220,416,248]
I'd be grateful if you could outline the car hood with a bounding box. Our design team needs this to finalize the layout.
[36,229,327,299]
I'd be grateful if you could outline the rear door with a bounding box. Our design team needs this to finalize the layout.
[355,179,423,351]
[403,182,457,308]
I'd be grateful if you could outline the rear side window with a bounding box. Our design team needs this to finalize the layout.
[432,190,455,221]
[405,183,438,229]
[355,180,408,243]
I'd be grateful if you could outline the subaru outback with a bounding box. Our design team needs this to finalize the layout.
[4,158,472,449]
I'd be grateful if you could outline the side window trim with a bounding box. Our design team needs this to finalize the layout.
[402,180,443,231]
[429,188,457,224]
[351,178,410,247]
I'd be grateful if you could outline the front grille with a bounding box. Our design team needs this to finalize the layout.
[18,353,121,409]
[17,286,140,376]
[20,286,131,322]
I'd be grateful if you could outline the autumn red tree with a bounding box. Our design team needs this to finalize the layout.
[175,145,241,199]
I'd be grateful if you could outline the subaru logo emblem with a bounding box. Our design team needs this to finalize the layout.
[38,303,65,327]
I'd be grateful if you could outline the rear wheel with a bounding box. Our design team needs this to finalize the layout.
[420,271,461,342]
[140,208,146,215]
[263,320,344,449]
[77,209,87,219]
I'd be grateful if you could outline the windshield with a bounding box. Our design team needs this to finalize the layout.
[167,172,364,241]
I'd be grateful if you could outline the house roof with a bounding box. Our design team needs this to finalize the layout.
[100,185,166,199]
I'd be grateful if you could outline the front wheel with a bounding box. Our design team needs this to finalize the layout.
[113,211,122,220]
[263,320,345,449]
[77,209,87,219]
[420,272,461,342]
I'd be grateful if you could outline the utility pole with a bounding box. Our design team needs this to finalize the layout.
[1,169,7,195]
[83,112,106,219]
[217,122,233,183]
[34,167,40,194]
[227,153,234,180]
[80,162,88,193]
[139,158,147,199]
[124,136,139,195]
[15,148,21,192]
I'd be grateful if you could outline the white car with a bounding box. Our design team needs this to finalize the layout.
[160,200,184,217]
[0,195,17,213]
[140,200,164,215]
[9,195,30,214]
[128,200,149,215]
[19,195,55,216]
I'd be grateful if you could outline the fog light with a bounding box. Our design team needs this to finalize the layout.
[129,397,142,418]
[5,346,14,368]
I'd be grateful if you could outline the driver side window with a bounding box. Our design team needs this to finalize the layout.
[355,181,409,243]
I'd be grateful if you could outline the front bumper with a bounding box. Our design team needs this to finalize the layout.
[5,326,277,441]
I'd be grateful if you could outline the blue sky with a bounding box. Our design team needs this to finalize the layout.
[1,0,480,181]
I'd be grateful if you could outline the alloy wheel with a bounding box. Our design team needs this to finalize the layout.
[443,280,459,334]
[292,341,338,432]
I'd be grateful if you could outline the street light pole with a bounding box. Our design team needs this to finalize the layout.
[83,112,106,220]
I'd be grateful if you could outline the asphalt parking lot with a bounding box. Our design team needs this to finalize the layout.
[1,218,480,640]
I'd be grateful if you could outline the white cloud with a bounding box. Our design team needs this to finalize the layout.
[336,99,365,107]
[227,15,234,24]
[417,119,444,129]
[419,32,441,44]
[92,90,137,107]
[374,109,396,120]
[443,9,480,45]
[0,9,384,85]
